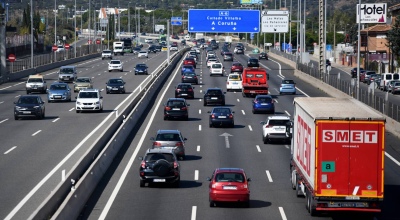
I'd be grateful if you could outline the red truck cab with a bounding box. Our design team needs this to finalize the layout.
[241,67,269,97]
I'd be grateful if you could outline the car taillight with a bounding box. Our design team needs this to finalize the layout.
[229,114,233,119]
[188,89,193,92]
[181,107,187,110]
[165,106,171,110]
[141,161,146,168]
[173,161,178,169]
[227,82,229,85]
[243,184,248,189]
[271,100,274,103]
[176,89,181,92]
[265,125,272,128]
[153,141,162,146]
[176,142,183,147]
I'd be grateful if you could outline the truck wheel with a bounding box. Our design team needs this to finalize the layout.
[295,174,303,197]
[307,189,317,216]
[140,180,145,187]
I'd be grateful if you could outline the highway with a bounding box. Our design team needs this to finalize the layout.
[78,46,400,220]
[0,45,179,219]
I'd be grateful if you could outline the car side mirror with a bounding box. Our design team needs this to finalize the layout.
[100,96,103,99]
[183,138,187,141]
[207,177,211,181]
[207,111,211,113]
[232,111,235,114]
[247,178,251,182]
[260,121,265,125]
[13,101,16,104]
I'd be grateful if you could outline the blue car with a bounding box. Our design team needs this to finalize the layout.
[181,65,195,74]
[135,63,149,75]
[279,79,296,95]
[252,95,275,114]
[47,82,71,102]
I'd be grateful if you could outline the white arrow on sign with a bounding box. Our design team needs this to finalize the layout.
[212,27,215,30]
[190,27,194,30]
[233,27,237,31]
[220,133,233,148]
[254,27,258,31]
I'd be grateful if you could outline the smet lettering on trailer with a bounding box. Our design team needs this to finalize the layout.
[360,4,386,15]
[322,130,378,143]
[296,115,311,176]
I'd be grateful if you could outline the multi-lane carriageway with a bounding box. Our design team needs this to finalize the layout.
[0,44,400,220]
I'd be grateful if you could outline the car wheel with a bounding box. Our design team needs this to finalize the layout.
[42,111,45,119]
[271,110,275,114]
[295,174,303,197]
[76,110,79,113]
[209,123,213,128]
[108,70,111,72]
[231,123,234,128]
[252,109,256,114]
[263,135,268,144]
[135,73,137,75]
[279,92,282,95]
[209,200,215,207]
[106,91,109,94]
[14,115,18,120]
[140,180,145,187]
[120,69,123,72]
[185,116,189,121]
[164,116,167,120]
[203,101,207,106]
[292,92,296,95]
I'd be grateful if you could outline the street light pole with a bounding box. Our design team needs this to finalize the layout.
[118,0,120,40]
[54,0,57,62]
[128,2,131,34]
[30,0,33,68]
[89,0,91,52]
[74,0,76,57]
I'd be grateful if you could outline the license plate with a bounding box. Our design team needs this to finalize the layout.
[55,95,62,98]
[275,128,284,131]
[153,179,166,182]
[64,76,69,79]
[211,97,218,100]
[187,77,192,78]
[218,116,227,118]
[172,108,180,110]
[250,91,255,93]
[181,94,187,96]
[261,103,268,105]
[112,88,119,90]
[223,186,237,190]
[232,82,238,84]
[22,111,31,114]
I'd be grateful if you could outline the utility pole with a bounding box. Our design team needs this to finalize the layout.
[30,0,33,68]
[74,0,76,57]
[89,0,91,52]
[318,0,324,79]
[128,2,131,34]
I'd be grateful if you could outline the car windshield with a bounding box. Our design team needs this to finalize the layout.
[206,90,222,95]
[139,51,146,54]
[166,101,186,107]
[18,97,39,104]
[103,50,111,53]
[108,79,124,84]
[268,119,290,126]
[144,153,175,162]
[110,61,121,64]
[208,59,217,62]
[282,80,295,84]
[215,172,244,182]
[256,97,272,103]
[178,84,192,89]
[395,82,400,86]
[79,92,98,98]
[212,64,222,68]
[50,84,67,90]
[60,68,74,73]
[136,64,146,68]
[229,75,241,80]
[156,133,182,141]
[212,108,231,114]
[233,63,242,67]
[76,78,90,83]
[183,72,196,76]
[28,78,43,83]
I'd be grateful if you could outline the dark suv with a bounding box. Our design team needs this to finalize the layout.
[247,58,259,67]
[163,98,190,120]
[175,83,195,98]
[204,88,226,106]
[138,148,180,187]
[14,95,45,120]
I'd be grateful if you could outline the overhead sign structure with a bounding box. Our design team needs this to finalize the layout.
[356,3,387,24]
[240,0,263,4]
[171,17,182,26]
[188,9,260,33]
[261,11,289,33]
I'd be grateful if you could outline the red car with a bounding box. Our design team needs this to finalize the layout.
[230,62,243,73]
[183,57,196,69]
[208,168,251,207]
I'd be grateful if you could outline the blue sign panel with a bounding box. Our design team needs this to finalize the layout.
[240,0,263,4]
[326,44,332,51]
[171,17,182,26]
[250,33,254,40]
[188,9,260,33]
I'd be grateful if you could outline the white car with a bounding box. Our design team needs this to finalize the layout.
[138,51,149,58]
[75,89,103,113]
[145,38,153,43]
[210,63,224,76]
[193,47,200,54]
[56,45,65,52]
[207,58,218,68]
[226,73,242,91]
[170,45,178,51]
[108,60,123,72]
[260,116,291,144]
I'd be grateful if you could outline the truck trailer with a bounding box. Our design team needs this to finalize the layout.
[289,97,385,216]
[241,67,269,97]
[113,41,124,56]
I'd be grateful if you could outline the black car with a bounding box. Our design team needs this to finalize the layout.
[163,98,190,120]
[106,78,126,94]
[155,45,162,52]
[14,95,45,120]
[138,148,180,187]
[135,63,149,75]
[208,107,235,128]
[211,43,219,50]
[223,52,233,61]
[351,67,364,78]
[259,52,268,60]
[175,83,195,98]
[133,47,141,54]
[181,72,199,85]
[203,88,226,106]
[247,58,259,67]
[220,47,229,55]
[148,45,157,53]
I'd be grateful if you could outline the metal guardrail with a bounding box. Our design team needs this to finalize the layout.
[269,48,400,122]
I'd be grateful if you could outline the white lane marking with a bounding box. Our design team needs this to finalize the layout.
[385,152,400,166]
[266,170,273,182]
[200,85,202,88]
[194,170,199,180]
[191,206,197,220]
[13,82,25,86]
[199,109,201,114]
[278,75,284,79]
[69,108,75,111]
[52,118,60,123]
[285,145,289,149]
[100,89,104,91]
[256,145,261,152]
[62,170,66,182]
[15,95,20,98]
[248,125,253,131]
[32,130,42,136]
[0,86,12,90]
[199,125,202,131]
[98,59,188,220]
[274,99,278,103]
[4,146,17,154]
[197,145,200,152]
[285,111,291,116]
[237,99,240,102]
[241,110,245,115]
[279,207,288,220]
[198,99,202,102]
[0,101,4,104]
[0,118,9,124]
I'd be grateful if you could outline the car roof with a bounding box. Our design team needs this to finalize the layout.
[156,129,181,134]
[80,89,99,92]
[60,66,76,69]
[215,168,245,174]
[255,94,272,98]
[167,98,186,101]
[28,74,44,79]
[50,82,68,85]
[267,116,290,120]
[145,148,176,154]
[177,83,193,86]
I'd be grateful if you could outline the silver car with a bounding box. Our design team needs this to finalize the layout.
[74,77,93,93]
[47,82,71,102]
[150,130,187,160]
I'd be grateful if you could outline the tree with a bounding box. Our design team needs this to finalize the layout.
[387,15,400,71]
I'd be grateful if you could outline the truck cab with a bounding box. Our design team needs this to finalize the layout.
[241,67,269,97]
[113,42,124,56]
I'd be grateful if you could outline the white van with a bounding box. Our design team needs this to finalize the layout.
[380,73,398,91]
[184,35,191,41]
